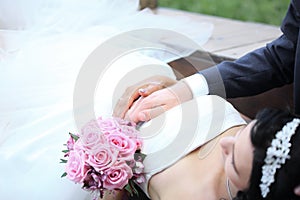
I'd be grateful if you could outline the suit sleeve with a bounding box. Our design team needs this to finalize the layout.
[199,0,299,98]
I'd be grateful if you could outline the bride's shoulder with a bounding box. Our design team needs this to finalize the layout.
[222,125,245,137]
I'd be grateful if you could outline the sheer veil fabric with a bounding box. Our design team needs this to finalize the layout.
[0,0,213,199]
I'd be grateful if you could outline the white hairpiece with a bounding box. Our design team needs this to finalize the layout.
[259,118,300,198]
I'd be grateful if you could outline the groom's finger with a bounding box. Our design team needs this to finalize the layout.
[139,82,164,97]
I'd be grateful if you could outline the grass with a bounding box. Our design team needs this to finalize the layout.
[159,0,290,26]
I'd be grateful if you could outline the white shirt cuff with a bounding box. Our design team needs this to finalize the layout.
[183,73,209,97]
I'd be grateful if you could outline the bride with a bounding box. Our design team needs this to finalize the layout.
[113,102,300,200]
[0,0,214,199]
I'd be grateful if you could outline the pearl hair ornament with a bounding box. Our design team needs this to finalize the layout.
[259,118,300,198]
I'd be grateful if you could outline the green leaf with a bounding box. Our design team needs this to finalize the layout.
[124,184,132,195]
[69,132,79,141]
[60,159,68,163]
[62,149,69,153]
[61,172,67,178]
[131,184,139,196]
[134,152,146,161]
[124,180,139,197]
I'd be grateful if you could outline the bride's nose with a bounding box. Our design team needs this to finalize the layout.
[219,136,235,155]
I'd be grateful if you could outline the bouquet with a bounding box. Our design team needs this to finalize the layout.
[60,117,145,199]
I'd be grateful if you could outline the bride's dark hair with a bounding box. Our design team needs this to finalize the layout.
[234,108,300,200]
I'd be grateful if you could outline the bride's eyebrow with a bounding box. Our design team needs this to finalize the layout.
[232,144,240,175]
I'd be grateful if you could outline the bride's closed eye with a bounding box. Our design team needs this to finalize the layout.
[231,144,239,175]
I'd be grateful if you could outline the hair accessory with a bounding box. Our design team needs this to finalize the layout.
[259,118,300,198]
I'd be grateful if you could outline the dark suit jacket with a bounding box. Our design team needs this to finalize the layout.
[200,0,300,115]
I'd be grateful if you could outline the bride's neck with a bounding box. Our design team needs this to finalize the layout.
[211,163,239,200]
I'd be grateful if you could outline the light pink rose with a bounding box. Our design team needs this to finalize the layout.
[81,119,102,136]
[65,150,89,183]
[135,175,145,184]
[73,139,85,151]
[66,135,76,151]
[82,172,102,190]
[80,125,105,151]
[86,144,118,172]
[119,125,139,137]
[105,132,137,160]
[102,161,133,190]
[114,117,137,128]
[97,118,120,134]
[133,161,144,174]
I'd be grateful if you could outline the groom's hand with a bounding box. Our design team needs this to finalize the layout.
[125,80,194,123]
[113,75,177,119]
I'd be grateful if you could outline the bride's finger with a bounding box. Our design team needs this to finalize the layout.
[125,101,150,123]
[124,97,144,122]
[137,105,167,122]
[113,82,159,118]
[126,89,174,122]
[113,89,141,118]
[128,105,167,123]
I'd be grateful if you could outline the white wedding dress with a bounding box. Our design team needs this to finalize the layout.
[0,0,214,199]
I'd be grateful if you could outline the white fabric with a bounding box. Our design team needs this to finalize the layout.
[138,95,246,197]
[0,1,214,199]
[183,73,209,97]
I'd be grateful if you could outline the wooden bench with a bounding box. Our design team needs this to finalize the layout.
[157,8,293,119]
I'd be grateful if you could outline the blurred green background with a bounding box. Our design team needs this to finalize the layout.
[159,0,290,26]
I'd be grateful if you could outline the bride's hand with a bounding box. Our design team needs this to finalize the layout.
[113,75,177,119]
[125,80,193,123]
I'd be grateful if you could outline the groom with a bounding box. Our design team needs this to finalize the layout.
[114,0,300,195]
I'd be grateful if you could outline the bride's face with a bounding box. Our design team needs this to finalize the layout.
[219,121,255,191]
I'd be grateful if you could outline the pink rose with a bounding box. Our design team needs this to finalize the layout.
[65,150,89,183]
[103,161,133,190]
[105,132,137,160]
[118,123,142,150]
[135,138,143,150]
[86,144,118,172]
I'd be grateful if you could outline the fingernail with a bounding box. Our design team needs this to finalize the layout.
[139,88,146,93]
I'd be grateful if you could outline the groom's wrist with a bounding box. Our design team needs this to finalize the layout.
[182,73,209,98]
